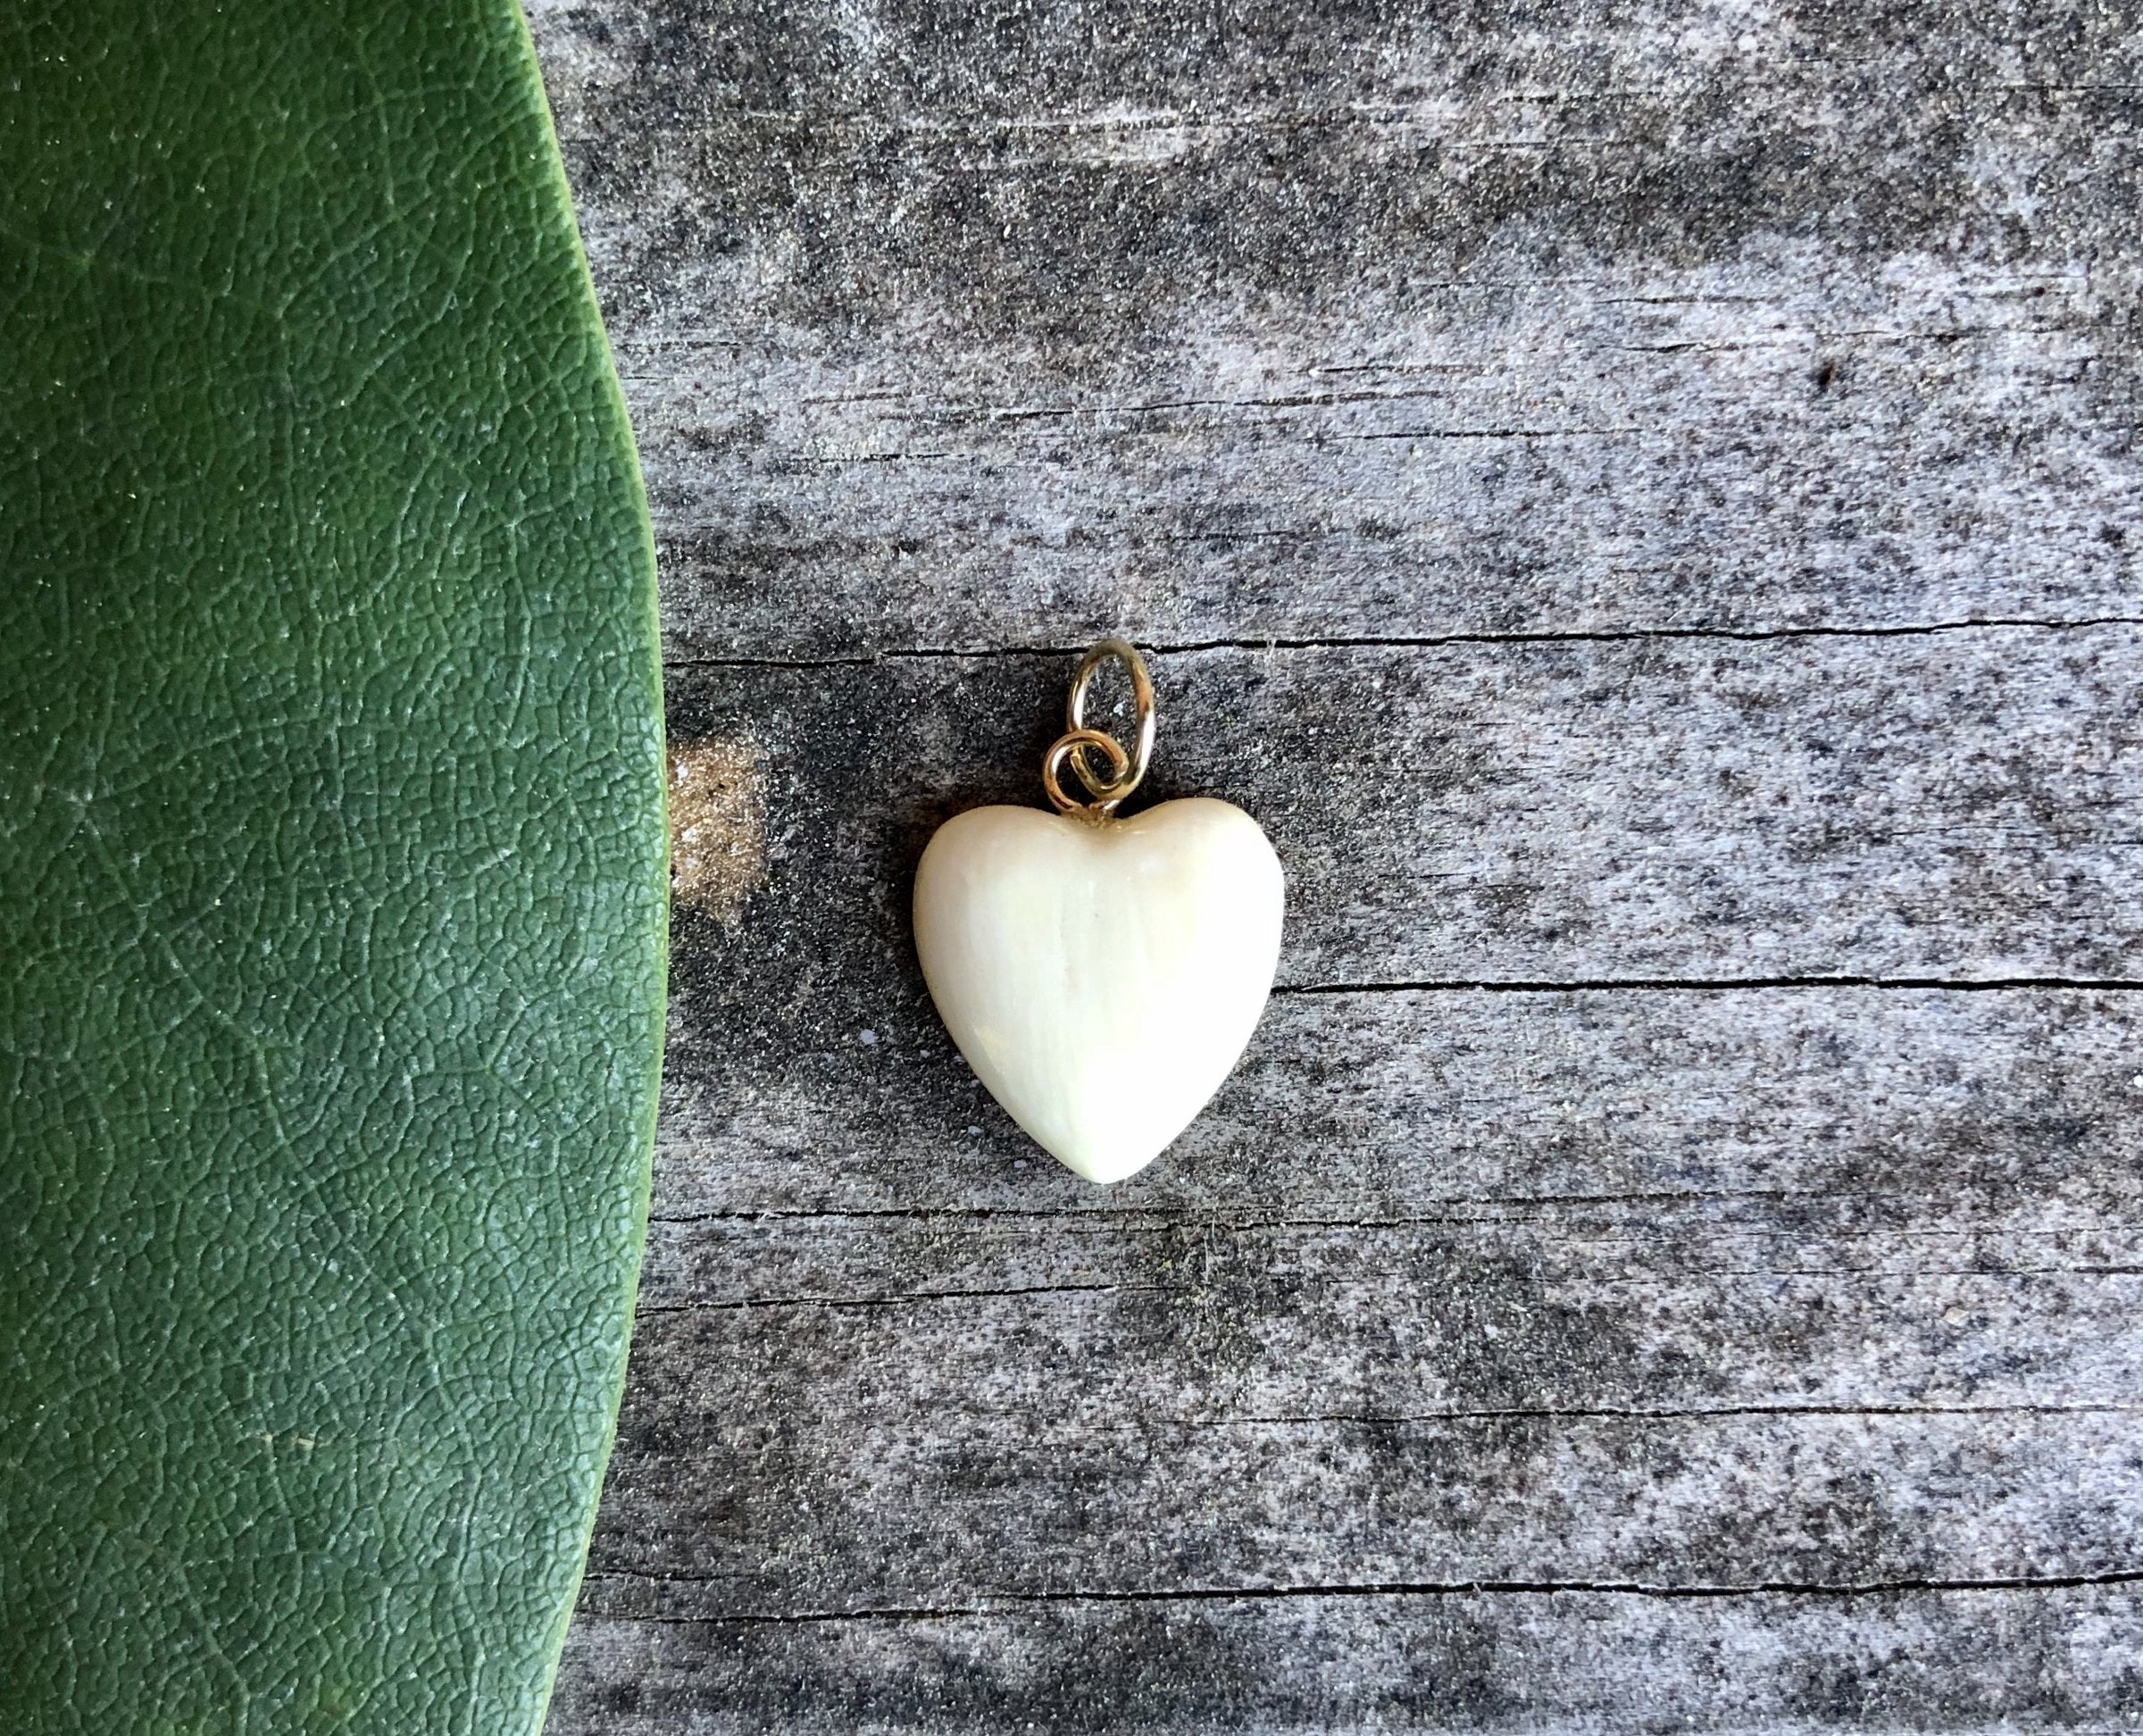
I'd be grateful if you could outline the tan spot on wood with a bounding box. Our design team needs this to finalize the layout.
[668,736,767,920]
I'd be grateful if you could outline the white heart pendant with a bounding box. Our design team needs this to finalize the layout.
[914,644,1285,1184]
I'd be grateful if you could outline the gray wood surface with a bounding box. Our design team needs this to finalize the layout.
[529,0,2143,1727]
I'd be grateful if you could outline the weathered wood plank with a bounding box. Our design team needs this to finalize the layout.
[547,1590,2143,1734]
[562,638,2143,1722]
[583,986,2143,1619]
[655,630,2143,997]
[648,985,2143,1219]
[530,0,2141,657]
[527,0,2143,1724]
[588,1402,2143,1618]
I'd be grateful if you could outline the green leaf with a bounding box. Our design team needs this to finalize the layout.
[0,4,666,1731]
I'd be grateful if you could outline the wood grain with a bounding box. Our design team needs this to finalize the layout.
[596,983,2143,1611]
[529,0,2140,659]
[553,1592,2143,1734]
[648,633,2143,995]
[528,0,2143,1724]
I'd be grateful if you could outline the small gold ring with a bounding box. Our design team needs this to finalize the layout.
[1043,728,1130,816]
[1066,638,1155,801]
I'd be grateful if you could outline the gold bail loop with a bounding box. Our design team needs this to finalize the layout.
[1041,638,1155,817]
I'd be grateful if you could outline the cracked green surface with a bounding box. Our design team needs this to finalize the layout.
[0,4,666,1731]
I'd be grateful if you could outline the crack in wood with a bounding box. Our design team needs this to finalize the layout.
[659,615,2143,672]
[580,1566,2143,1626]
[1274,975,2143,996]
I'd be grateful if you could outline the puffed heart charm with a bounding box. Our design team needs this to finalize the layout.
[914,640,1285,1183]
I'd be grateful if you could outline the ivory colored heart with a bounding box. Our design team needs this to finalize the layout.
[914,797,1285,1183]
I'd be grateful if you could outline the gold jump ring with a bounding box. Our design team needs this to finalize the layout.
[1066,638,1155,801]
[1042,728,1131,817]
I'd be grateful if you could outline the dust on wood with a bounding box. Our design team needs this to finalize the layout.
[666,737,766,922]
